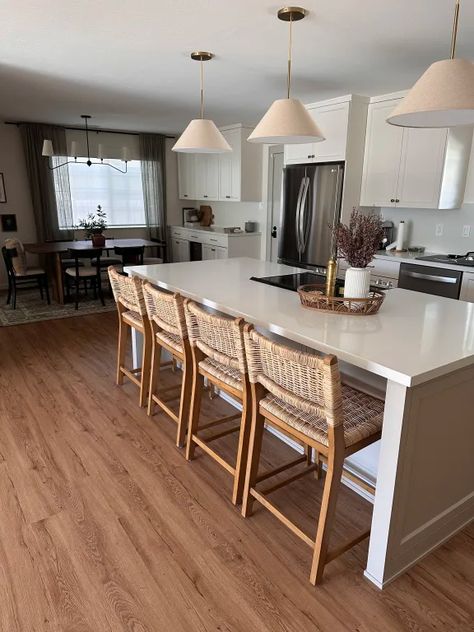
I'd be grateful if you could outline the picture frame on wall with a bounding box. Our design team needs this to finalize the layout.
[0,173,6,203]
[1,214,17,232]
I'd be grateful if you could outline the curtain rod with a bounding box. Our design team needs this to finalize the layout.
[4,120,175,139]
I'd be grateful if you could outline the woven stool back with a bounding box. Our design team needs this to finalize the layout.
[243,326,343,428]
[184,300,246,373]
[142,282,187,339]
[108,266,146,316]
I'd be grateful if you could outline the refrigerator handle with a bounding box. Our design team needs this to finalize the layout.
[330,166,343,256]
[299,176,311,253]
[295,178,305,253]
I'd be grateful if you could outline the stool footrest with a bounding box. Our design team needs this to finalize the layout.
[256,455,307,483]
[260,463,319,496]
[191,435,235,475]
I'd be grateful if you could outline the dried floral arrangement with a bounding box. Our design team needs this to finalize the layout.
[333,209,384,268]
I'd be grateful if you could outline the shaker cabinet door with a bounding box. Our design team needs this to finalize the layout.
[360,99,404,207]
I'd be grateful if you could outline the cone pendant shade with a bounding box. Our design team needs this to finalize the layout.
[172,119,231,153]
[387,58,474,128]
[247,98,325,144]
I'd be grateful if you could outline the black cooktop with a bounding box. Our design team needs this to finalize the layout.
[416,253,474,267]
[250,272,345,293]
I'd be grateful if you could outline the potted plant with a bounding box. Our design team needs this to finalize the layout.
[78,205,108,247]
[334,209,384,298]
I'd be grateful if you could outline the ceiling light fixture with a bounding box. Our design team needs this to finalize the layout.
[387,0,474,128]
[247,6,324,144]
[42,115,129,173]
[172,52,231,153]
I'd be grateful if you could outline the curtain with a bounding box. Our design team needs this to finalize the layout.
[139,133,167,244]
[21,124,74,242]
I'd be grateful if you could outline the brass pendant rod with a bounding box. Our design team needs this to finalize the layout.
[450,0,460,59]
[287,13,293,99]
[200,59,204,119]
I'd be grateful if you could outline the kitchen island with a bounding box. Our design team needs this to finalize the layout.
[125,257,474,589]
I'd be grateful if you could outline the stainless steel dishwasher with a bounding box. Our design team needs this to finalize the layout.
[398,263,462,299]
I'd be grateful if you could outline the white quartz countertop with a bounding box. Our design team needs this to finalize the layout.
[125,258,474,387]
[171,225,261,236]
[374,250,474,273]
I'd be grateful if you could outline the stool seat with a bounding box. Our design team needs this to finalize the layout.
[156,329,183,354]
[122,310,143,328]
[200,357,242,392]
[260,385,384,448]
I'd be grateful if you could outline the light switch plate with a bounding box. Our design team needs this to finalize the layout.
[462,225,471,238]
[435,224,444,237]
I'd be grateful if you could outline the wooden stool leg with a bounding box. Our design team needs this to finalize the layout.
[176,345,192,448]
[309,450,345,585]
[242,383,266,518]
[186,348,204,461]
[305,445,312,466]
[147,338,162,416]
[232,382,252,506]
[139,327,153,408]
[117,318,128,385]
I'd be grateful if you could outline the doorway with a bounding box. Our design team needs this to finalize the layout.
[266,146,284,263]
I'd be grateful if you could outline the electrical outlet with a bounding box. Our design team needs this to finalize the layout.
[462,225,471,238]
[435,223,444,237]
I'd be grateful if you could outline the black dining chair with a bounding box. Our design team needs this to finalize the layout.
[2,246,50,309]
[64,248,105,310]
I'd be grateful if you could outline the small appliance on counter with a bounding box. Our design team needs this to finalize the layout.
[183,207,201,224]
[245,221,257,233]
[379,221,394,250]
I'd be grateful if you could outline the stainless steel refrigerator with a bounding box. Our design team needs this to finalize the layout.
[278,162,344,268]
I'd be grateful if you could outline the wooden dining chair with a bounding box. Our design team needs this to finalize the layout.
[142,282,192,447]
[65,248,105,310]
[184,300,251,505]
[242,324,384,585]
[108,266,152,407]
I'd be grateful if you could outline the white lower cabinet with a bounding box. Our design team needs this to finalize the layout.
[172,237,190,262]
[460,272,474,302]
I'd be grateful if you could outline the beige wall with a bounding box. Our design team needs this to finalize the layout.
[0,124,37,287]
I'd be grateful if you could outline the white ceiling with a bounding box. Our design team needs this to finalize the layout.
[1,0,473,134]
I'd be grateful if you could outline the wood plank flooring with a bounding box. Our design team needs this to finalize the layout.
[0,312,472,631]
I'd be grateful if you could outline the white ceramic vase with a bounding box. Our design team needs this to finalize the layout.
[344,267,371,299]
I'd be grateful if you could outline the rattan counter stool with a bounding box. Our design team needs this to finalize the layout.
[184,299,255,505]
[108,266,152,407]
[142,282,191,448]
[242,324,385,585]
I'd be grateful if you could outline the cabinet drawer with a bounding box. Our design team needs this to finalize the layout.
[201,233,228,247]
[171,227,186,239]
[371,258,400,279]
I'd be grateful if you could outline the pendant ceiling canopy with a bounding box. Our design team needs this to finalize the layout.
[387,0,474,128]
[172,51,231,154]
[248,6,324,145]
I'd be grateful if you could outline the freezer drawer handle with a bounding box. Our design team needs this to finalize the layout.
[405,271,458,284]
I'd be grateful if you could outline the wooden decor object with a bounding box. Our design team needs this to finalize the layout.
[297,284,385,315]
[199,205,214,227]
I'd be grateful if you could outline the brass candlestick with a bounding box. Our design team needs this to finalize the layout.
[325,258,337,297]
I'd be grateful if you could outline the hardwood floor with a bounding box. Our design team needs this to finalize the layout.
[0,313,472,631]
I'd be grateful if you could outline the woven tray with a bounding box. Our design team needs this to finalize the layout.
[297,284,385,315]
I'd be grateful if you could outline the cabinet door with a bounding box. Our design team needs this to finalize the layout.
[460,272,474,302]
[360,99,404,207]
[178,239,190,262]
[195,155,219,200]
[219,128,241,200]
[178,154,196,200]
[396,128,447,208]
[172,238,183,262]
[202,244,216,260]
[215,246,228,259]
[284,142,315,165]
[312,102,349,161]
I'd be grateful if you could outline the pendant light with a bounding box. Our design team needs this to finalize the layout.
[172,52,231,153]
[387,0,474,128]
[248,7,324,144]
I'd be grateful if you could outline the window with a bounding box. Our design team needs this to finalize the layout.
[61,158,146,227]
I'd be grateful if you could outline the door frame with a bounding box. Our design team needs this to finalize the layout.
[264,145,284,262]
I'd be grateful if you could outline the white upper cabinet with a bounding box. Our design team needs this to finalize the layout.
[177,124,262,202]
[177,153,196,200]
[360,93,473,209]
[284,98,352,165]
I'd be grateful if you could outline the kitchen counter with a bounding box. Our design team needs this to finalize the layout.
[374,250,474,272]
[126,258,474,590]
[172,224,262,237]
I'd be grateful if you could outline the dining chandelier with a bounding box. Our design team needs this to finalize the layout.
[42,115,130,173]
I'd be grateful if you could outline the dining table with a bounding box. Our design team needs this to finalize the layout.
[25,238,158,304]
